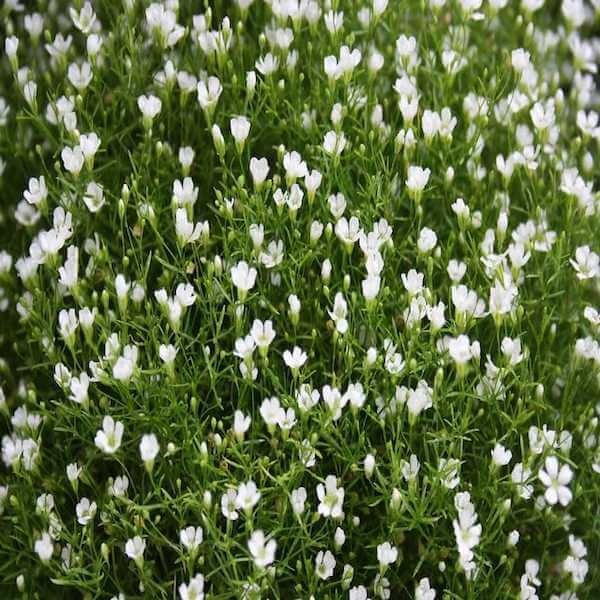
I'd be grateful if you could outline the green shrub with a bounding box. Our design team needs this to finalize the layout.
[0,0,599,598]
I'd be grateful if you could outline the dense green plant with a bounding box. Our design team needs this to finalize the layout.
[0,0,599,598]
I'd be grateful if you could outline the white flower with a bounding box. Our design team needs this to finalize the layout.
[175,209,207,246]
[329,292,349,334]
[417,227,437,253]
[221,488,239,521]
[322,385,347,421]
[178,574,205,600]
[125,536,146,564]
[180,526,203,552]
[406,380,433,418]
[384,339,405,375]
[35,494,54,516]
[364,453,376,478]
[67,61,93,90]
[236,480,261,511]
[333,526,346,550]
[402,269,424,297]
[283,346,307,371]
[61,146,85,175]
[230,116,251,149]
[427,302,446,331]
[69,372,89,406]
[249,157,269,188]
[255,52,279,76]
[538,456,573,506]
[415,577,436,600]
[23,176,47,206]
[343,382,366,410]
[405,295,427,329]
[75,497,97,525]
[563,535,589,585]
[296,384,319,412]
[58,308,78,343]
[317,475,344,519]
[34,532,54,563]
[112,345,138,382]
[501,337,524,365]
[66,462,81,483]
[250,319,275,353]
[234,335,256,362]
[362,275,381,302]
[349,585,369,600]
[451,285,485,322]
[70,2,96,34]
[283,150,308,183]
[335,216,361,249]
[159,343,177,365]
[305,169,322,201]
[259,239,284,268]
[5,36,18,60]
[315,550,336,580]
[178,72,197,95]
[233,410,251,441]
[115,274,130,308]
[286,183,304,212]
[94,416,124,454]
[137,94,162,124]
[87,34,103,57]
[368,48,385,73]
[139,434,159,470]
[511,48,531,72]
[54,363,72,389]
[491,443,512,467]
[329,192,347,218]
[406,165,431,197]
[145,3,184,47]
[530,426,554,456]
[260,397,284,430]
[291,487,307,515]
[377,542,398,567]
[401,454,420,482]
[23,80,37,107]
[323,130,347,156]
[249,223,264,250]
[175,283,197,307]
[324,45,361,80]
[179,146,195,171]
[79,132,100,161]
[197,76,222,115]
[422,109,441,141]
[247,530,276,568]
[489,279,517,319]
[173,177,199,207]
[584,306,600,329]
[24,13,44,38]
[520,559,541,596]
[447,335,480,367]
[231,261,257,297]
[177,71,198,94]
[511,463,533,499]
[570,246,600,280]
[452,492,481,580]
[83,182,105,212]
[211,124,225,155]
[279,407,297,431]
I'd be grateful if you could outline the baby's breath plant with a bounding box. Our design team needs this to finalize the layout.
[0,0,599,598]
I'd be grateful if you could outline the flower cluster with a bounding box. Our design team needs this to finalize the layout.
[0,0,599,598]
